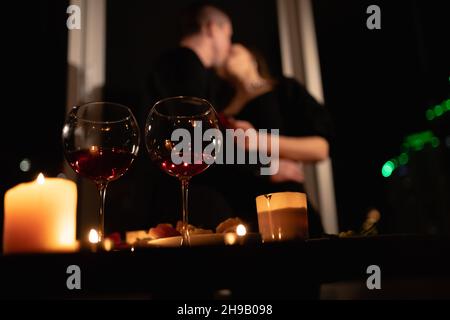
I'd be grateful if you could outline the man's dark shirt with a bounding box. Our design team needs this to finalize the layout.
[139,47,231,230]
[148,47,218,106]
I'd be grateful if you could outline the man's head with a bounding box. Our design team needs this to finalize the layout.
[179,3,233,68]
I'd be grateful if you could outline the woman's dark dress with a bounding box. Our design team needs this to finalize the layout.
[217,77,334,237]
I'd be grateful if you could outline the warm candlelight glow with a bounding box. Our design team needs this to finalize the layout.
[224,232,238,245]
[256,192,309,242]
[236,224,247,237]
[103,238,113,251]
[89,229,99,244]
[37,173,45,185]
[3,175,77,254]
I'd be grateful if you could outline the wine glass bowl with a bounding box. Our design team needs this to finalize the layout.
[62,102,140,243]
[145,96,221,246]
[65,146,136,183]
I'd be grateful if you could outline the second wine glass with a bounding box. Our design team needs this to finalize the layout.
[145,96,222,246]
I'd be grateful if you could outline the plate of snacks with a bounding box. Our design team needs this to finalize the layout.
[130,218,259,247]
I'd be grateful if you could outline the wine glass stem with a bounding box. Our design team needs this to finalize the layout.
[97,182,108,244]
[180,178,191,246]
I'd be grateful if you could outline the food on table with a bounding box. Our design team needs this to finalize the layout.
[126,230,152,244]
[175,221,213,235]
[126,217,247,243]
[216,217,244,233]
[148,223,181,239]
[338,230,355,238]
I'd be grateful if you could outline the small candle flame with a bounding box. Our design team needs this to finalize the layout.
[236,224,247,237]
[103,238,113,251]
[88,229,99,244]
[37,173,45,185]
[224,232,238,245]
[90,145,99,153]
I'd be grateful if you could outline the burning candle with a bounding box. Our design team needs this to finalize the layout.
[256,192,309,242]
[3,173,78,254]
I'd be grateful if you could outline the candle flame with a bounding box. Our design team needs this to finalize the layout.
[37,173,45,185]
[103,238,113,251]
[90,145,99,153]
[236,224,247,237]
[88,229,99,244]
[224,232,238,245]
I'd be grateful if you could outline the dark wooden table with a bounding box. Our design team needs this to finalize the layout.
[1,235,450,299]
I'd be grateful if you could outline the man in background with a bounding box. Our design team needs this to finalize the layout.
[149,3,233,103]
[139,3,235,230]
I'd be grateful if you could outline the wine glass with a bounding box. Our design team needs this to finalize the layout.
[145,96,222,246]
[62,102,140,244]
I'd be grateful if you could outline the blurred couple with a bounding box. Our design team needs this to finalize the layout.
[135,2,332,236]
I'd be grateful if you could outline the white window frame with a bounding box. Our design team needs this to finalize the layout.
[277,0,339,233]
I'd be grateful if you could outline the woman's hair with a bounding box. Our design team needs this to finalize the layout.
[246,46,273,81]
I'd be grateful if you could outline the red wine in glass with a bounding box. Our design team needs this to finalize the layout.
[145,96,222,246]
[66,147,136,183]
[63,102,140,244]
[154,152,213,178]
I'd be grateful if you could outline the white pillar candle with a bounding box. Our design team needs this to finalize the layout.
[3,173,78,254]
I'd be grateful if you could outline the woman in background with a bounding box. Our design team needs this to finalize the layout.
[217,44,334,237]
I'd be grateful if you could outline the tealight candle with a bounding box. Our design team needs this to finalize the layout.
[3,173,78,254]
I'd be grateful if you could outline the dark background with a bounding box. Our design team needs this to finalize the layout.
[2,1,449,248]
[2,0,69,250]
[313,0,449,231]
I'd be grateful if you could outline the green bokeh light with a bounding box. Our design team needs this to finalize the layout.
[405,131,433,151]
[434,105,444,117]
[385,130,442,179]
[391,158,399,167]
[382,160,396,178]
[425,100,450,121]
[399,153,409,165]
[416,143,424,151]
